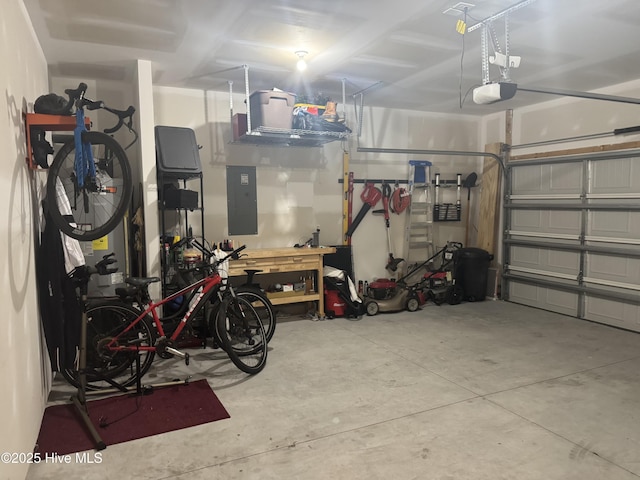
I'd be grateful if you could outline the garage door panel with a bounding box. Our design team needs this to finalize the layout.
[511,210,542,229]
[512,163,582,195]
[512,165,544,193]
[510,281,538,303]
[545,288,579,313]
[549,163,583,191]
[509,281,578,316]
[510,246,579,277]
[548,249,579,272]
[591,157,640,192]
[511,210,581,237]
[584,296,640,332]
[510,245,540,265]
[548,210,581,232]
[586,253,640,287]
[589,211,639,238]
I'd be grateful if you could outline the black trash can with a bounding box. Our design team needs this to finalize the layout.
[454,248,493,302]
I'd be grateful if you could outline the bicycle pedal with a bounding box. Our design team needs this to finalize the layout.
[165,346,187,361]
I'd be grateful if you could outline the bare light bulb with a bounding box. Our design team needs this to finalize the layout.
[295,50,308,72]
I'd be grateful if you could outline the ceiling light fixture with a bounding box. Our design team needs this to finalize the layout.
[295,50,308,72]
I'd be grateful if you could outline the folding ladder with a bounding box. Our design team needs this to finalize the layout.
[404,160,435,273]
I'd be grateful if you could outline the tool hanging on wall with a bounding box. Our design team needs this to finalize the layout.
[390,181,410,214]
[347,172,354,245]
[373,182,405,272]
[345,182,382,239]
[462,172,478,247]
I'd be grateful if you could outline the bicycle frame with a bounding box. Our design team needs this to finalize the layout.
[70,84,135,194]
[105,268,225,354]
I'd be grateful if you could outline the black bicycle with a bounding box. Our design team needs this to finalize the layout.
[166,236,277,344]
[46,82,136,241]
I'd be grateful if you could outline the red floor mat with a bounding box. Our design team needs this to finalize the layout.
[36,379,230,455]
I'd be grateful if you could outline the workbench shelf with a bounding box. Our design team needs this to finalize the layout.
[226,247,336,317]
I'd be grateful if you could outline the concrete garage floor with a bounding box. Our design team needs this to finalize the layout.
[28,300,640,479]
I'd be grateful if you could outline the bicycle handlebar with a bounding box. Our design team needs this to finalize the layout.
[64,82,88,102]
[72,253,118,284]
[103,105,136,135]
[193,244,247,275]
[172,237,246,260]
[95,252,118,275]
[62,82,137,139]
[220,244,247,263]
[170,237,191,251]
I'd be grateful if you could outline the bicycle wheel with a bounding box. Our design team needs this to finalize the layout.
[215,296,267,375]
[60,302,156,390]
[235,286,276,343]
[206,288,276,344]
[46,131,133,241]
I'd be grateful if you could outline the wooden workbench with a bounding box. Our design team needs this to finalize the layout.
[227,246,336,318]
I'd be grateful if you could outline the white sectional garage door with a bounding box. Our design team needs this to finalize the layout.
[503,148,640,332]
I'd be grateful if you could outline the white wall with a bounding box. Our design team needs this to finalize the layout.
[512,80,640,151]
[480,79,640,153]
[353,107,483,282]
[0,1,50,479]
[153,86,483,285]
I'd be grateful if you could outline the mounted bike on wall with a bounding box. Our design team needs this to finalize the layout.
[40,82,136,241]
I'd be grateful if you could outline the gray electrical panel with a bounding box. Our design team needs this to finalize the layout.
[226,166,257,235]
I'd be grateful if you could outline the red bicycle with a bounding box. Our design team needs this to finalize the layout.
[62,245,267,391]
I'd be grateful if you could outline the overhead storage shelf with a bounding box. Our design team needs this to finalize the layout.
[232,125,350,147]
[227,65,351,148]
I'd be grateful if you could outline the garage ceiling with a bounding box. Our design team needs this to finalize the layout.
[22,0,640,115]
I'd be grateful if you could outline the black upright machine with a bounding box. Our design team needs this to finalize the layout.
[155,126,205,296]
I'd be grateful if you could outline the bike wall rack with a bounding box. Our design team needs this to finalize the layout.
[24,112,90,169]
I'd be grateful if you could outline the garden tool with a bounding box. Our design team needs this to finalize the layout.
[462,172,477,247]
[345,182,381,239]
[347,172,354,245]
[390,181,410,214]
[373,183,404,272]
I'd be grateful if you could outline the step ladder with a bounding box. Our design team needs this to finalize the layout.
[404,160,435,275]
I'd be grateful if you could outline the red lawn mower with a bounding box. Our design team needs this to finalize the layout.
[363,242,463,316]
